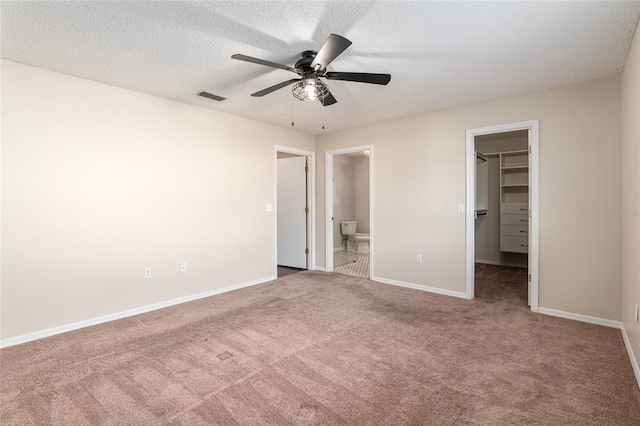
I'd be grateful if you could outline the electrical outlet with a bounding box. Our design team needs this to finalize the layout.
[144,268,151,279]
[417,254,422,264]
[635,303,638,322]
[180,262,187,273]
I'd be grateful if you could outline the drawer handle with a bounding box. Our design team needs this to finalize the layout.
[520,219,528,222]
[520,208,528,211]
[520,244,529,247]
[520,230,528,233]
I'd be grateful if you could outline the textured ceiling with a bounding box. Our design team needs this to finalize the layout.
[2,1,640,135]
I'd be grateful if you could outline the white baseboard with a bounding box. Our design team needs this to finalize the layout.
[537,307,623,329]
[371,276,467,299]
[621,325,640,390]
[475,259,527,268]
[334,247,345,252]
[314,266,326,271]
[0,275,277,349]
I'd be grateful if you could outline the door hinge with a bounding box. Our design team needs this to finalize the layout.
[304,207,309,213]
[304,166,309,172]
[528,274,532,283]
[528,145,531,154]
[529,209,532,218]
[305,248,309,254]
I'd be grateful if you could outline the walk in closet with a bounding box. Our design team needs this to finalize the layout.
[474,130,529,267]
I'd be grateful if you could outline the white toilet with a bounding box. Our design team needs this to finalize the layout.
[340,221,370,253]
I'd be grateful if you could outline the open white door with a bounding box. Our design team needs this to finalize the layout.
[527,130,532,306]
[277,156,307,268]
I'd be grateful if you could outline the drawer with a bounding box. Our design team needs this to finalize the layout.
[501,235,529,253]
[501,214,529,225]
[501,203,528,215]
[501,224,528,237]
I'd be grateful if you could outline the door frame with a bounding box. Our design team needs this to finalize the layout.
[325,145,373,276]
[465,120,539,312]
[275,146,316,275]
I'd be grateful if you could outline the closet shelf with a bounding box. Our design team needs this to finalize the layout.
[501,164,528,170]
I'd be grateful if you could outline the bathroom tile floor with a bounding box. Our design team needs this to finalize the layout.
[334,250,369,278]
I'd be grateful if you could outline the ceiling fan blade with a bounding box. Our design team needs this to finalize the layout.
[231,54,300,74]
[311,34,352,71]
[251,78,301,97]
[322,92,337,106]
[325,72,391,85]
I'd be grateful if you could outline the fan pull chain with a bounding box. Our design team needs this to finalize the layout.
[291,94,295,127]
[321,97,325,130]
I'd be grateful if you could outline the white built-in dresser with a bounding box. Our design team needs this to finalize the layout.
[500,150,529,253]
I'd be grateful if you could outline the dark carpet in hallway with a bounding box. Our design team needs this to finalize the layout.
[277,265,304,278]
[475,263,528,307]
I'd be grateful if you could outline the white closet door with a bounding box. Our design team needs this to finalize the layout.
[527,130,532,306]
[277,156,307,269]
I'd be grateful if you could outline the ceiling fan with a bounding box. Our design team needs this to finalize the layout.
[231,34,391,106]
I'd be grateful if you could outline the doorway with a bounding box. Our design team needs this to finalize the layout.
[474,130,529,306]
[325,145,373,278]
[275,146,315,277]
[465,121,539,311]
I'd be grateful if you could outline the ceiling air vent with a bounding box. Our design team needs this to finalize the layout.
[196,91,226,101]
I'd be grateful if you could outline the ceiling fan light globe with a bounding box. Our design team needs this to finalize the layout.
[292,78,329,102]
[305,83,318,100]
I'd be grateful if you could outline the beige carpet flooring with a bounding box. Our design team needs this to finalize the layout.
[1,271,639,425]
[333,250,369,278]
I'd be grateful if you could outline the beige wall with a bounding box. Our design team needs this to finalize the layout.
[330,154,369,250]
[475,135,528,266]
[0,60,314,340]
[333,155,355,249]
[316,76,622,321]
[621,20,640,375]
[354,156,370,234]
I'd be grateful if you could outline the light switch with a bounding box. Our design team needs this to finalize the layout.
[457,203,465,213]
[266,203,273,212]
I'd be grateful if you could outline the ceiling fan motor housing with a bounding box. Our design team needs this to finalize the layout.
[295,51,319,76]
